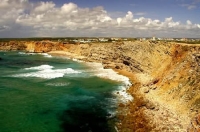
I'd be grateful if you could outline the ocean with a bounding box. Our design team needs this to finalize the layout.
[0,51,132,132]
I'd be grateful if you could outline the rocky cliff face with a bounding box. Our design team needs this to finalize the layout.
[1,40,200,131]
[0,41,27,51]
[62,41,200,131]
[0,41,67,52]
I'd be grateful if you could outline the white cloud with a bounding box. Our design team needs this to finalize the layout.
[0,0,199,38]
[181,4,196,10]
[135,12,146,16]
[34,1,55,13]
[180,0,200,10]
[0,25,10,31]
[188,5,196,9]
[61,2,77,14]
[126,11,134,20]
[187,20,192,25]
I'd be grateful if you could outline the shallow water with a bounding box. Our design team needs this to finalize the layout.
[0,51,128,132]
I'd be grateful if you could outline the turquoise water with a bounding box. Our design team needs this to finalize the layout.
[0,51,124,132]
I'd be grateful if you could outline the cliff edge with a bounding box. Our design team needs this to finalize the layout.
[48,41,200,131]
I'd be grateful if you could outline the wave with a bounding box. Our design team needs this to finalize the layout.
[13,65,81,79]
[112,86,133,103]
[40,53,52,58]
[46,82,70,86]
[25,64,53,70]
[84,62,133,103]
[18,52,52,58]
[18,52,36,55]
[84,62,130,84]
[18,52,26,55]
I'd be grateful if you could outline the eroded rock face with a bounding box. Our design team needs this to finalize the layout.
[64,41,200,131]
[0,41,67,52]
[0,41,27,51]
[188,114,200,132]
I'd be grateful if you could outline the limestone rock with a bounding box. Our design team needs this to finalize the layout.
[197,114,200,124]
[141,87,150,93]
[146,102,156,110]
[137,98,149,107]
[103,63,116,69]
[119,103,125,107]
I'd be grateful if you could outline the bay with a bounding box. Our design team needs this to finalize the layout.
[0,51,127,132]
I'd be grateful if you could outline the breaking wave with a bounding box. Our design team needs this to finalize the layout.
[46,82,70,87]
[13,65,81,79]
[18,52,52,57]
[40,53,52,58]
[84,62,133,103]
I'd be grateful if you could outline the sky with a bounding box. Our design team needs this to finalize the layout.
[0,0,200,38]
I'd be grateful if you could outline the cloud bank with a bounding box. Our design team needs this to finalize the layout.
[0,0,200,38]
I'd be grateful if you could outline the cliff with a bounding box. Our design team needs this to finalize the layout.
[0,41,66,52]
[1,40,200,131]
[59,41,200,131]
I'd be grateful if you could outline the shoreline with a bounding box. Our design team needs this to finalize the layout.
[48,50,191,131]
[48,50,134,103]
[48,51,136,130]
[2,40,200,131]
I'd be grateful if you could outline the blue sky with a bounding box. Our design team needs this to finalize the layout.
[0,0,200,38]
[29,0,200,22]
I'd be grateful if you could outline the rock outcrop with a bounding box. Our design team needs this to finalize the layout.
[0,41,67,52]
[1,40,200,131]
[0,41,27,51]
[55,41,200,131]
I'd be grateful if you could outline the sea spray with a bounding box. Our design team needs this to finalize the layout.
[56,55,134,103]
[84,62,133,101]
[13,64,81,79]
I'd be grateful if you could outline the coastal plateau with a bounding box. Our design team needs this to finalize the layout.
[0,40,200,131]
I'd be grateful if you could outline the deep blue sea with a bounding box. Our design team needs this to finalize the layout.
[0,51,131,132]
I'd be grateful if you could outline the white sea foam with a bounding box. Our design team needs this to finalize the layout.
[46,82,70,86]
[85,62,131,85]
[106,110,117,119]
[18,52,52,57]
[84,62,133,103]
[72,58,79,62]
[41,53,52,58]
[25,65,53,70]
[18,52,36,55]
[18,52,26,55]
[14,65,81,79]
[112,86,133,103]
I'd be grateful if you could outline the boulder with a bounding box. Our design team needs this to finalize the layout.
[145,101,156,110]
[141,86,150,93]
[119,103,125,107]
[136,98,149,107]
[103,63,116,69]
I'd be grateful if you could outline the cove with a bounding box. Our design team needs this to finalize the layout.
[0,51,130,132]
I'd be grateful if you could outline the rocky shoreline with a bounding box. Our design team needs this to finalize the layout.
[1,40,200,131]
